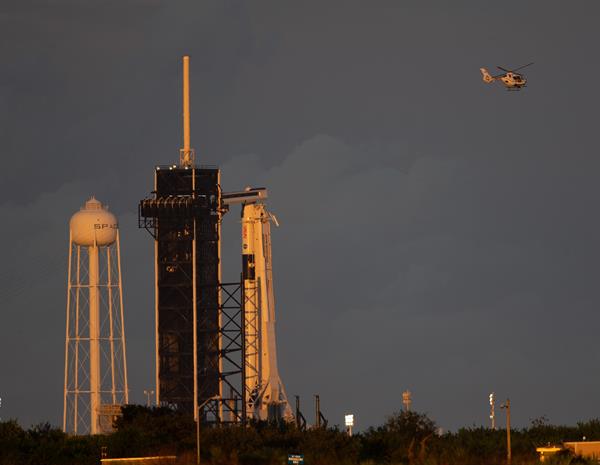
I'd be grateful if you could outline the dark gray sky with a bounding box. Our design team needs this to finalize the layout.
[2,0,600,431]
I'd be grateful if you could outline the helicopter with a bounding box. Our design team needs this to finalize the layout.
[480,63,534,90]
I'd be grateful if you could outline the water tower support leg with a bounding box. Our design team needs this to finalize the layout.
[89,245,100,435]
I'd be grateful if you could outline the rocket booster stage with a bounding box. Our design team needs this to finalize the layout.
[224,188,292,421]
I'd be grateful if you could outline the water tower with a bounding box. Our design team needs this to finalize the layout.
[63,197,129,434]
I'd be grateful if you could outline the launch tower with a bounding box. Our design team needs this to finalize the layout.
[139,56,233,421]
[140,56,292,423]
[140,165,221,415]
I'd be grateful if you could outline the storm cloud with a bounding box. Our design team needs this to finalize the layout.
[1,0,600,431]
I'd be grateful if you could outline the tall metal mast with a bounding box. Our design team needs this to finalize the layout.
[180,55,194,168]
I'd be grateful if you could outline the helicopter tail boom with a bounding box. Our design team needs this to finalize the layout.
[480,68,494,83]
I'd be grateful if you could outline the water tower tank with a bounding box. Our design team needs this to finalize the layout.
[70,197,118,246]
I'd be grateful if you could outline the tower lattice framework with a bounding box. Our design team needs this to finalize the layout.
[63,198,129,435]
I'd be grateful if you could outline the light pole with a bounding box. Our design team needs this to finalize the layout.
[345,414,354,436]
[489,392,495,430]
[402,390,412,412]
[143,389,154,407]
[500,399,511,464]
[197,396,219,465]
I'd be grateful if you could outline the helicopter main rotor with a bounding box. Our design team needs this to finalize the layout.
[496,62,534,74]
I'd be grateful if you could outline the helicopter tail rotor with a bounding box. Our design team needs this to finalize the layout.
[480,68,494,83]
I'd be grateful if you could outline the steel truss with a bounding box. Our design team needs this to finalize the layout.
[243,279,261,415]
[139,167,221,415]
[63,239,129,434]
[139,167,249,425]
[200,281,246,424]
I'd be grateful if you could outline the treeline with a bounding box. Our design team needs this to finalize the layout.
[1,406,599,465]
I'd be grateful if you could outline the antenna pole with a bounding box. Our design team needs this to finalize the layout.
[501,399,512,464]
[506,399,511,464]
[315,395,320,428]
[180,55,194,167]
[183,55,190,153]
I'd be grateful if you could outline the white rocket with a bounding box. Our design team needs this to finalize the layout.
[222,188,293,421]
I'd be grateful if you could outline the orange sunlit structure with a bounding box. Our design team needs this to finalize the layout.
[63,198,129,434]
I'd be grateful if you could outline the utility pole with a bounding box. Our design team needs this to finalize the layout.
[315,395,321,428]
[489,392,495,430]
[500,399,511,464]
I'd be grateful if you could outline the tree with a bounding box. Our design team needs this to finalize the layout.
[361,411,437,464]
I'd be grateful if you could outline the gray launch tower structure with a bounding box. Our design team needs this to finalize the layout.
[139,56,291,424]
[139,167,222,415]
[139,55,242,422]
